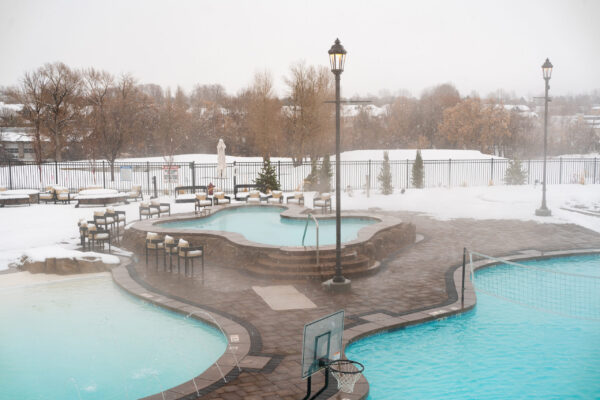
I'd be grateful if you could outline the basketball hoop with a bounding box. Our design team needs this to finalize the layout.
[327,359,364,393]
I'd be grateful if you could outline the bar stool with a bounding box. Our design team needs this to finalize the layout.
[177,239,204,279]
[88,224,111,253]
[164,235,178,272]
[145,232,164,269]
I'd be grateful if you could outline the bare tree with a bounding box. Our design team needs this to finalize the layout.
[41,62,83,161]
[245,71,282,159]
[284,62,334,164]
[5,68,49,167]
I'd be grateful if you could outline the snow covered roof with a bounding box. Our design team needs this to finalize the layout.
[503,104,531,112]
[0,128,34,142]
[342,104,387,118]
[0,102,23,113]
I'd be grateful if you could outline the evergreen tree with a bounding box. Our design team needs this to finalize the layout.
[319,154,333,192]
[378,151,393,194]
[254,158,280,192]
[412,149,424,188]
[504,159,527,185]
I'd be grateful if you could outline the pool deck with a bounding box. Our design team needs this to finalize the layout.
[116,211,600,400]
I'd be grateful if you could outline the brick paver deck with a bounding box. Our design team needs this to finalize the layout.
[126,212,600,399]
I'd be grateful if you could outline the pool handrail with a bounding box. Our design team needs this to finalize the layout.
[301,213,319,268]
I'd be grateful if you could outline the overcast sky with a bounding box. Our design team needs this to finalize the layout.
[1,0,599,99]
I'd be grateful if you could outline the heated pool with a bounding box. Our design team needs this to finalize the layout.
[0,275,227,400]
[345,254,600,399]
[159,206,376,247]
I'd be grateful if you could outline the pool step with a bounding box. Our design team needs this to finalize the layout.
[249,249,379,279]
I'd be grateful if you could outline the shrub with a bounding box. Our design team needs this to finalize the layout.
[378,151,393,194]
[411,149,424,188]
[254,159,280,192]
[504,159,527,185]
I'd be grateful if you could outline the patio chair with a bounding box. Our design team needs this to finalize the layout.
[55,189,72,204]
[150,199,171,217]
[93,210,116,241]
[247,190,262,203]
[286,192,304,205]
[195,193,212,214]
[145,232,164,269]
[164,235,178,272]
[39,186,56,203]
[105,207,126,240]
[126,184,143,202]
[314,192,332,213]
[77,219,91,250]
[87,224,111,253]
[267,190,283,204]
[139,201,159,219]
[177,238,204,279]
[212,191,231,205]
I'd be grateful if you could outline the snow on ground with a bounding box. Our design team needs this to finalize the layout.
[115,149,499,163]
[0,185,598,271]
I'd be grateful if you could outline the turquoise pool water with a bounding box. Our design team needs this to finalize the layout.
[0,275,227,400]
[159,206,376,246]
[345,255,600,399]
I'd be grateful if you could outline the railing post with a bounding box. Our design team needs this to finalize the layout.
[490,158,494,184]
[277,160,281,187]
[448,158,451,187]
[594,158,597,184]
[406,159,409,188]
[559,157,562,184]
[8,159,13,189]
[146,161,150,195]
[527,159,531,184]
[461,247,466,308]
[102,160,106,188]
[54,161,58,184]
[190,161,196,187]
[368,159,371,191]
[233,161,237,189]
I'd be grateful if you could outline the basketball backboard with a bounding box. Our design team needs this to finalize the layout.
[301,310,345,379]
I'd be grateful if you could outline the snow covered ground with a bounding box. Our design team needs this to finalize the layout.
[116,149,501,163]
[0,184,598,271]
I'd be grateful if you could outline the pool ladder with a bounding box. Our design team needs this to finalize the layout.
[301,213,319,268]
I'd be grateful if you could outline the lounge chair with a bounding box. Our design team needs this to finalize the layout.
[55,188,72,204]
[314,192,332,213]
[267,190,283,204]
[145,232,164,269]
[126,184,143,202]
[177,239,204,278]
[247,190,261,203]
[212,191,231,205]
[286,192,304,205]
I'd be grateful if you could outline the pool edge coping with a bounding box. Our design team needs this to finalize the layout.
[333,247,600,400]
[110,258,260,400]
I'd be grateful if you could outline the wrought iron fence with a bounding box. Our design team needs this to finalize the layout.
[0,158,598,195]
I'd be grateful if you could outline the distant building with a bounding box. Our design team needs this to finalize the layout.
[0,128,36,162]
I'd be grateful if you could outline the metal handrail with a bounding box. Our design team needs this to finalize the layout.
[301,213,319,267]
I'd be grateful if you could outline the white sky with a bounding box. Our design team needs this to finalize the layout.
[1,0,599,99]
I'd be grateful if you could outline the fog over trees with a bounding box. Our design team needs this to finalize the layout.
[2,62,599,163]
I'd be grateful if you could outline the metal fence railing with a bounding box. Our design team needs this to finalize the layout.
[0,158,598,195]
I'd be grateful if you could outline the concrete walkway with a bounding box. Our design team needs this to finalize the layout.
[128,212,600,400]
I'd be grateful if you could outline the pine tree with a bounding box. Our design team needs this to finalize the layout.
[412,149,424,188]
[319,154,333,192]
[254,159,280,192]
[504,159,527,185]
[378,151,393,194]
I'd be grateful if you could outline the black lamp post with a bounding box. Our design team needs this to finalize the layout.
[536,58,553,217]
[324,38,351,291]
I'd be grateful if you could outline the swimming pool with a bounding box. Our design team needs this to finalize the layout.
[345,254,600,399]
[0,275,227,400]
[158,206,376,247]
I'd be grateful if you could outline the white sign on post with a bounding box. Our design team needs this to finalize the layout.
[120,166,132,181]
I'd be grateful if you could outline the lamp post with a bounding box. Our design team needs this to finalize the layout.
[536,58,553,217]
[323,38,351,292]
